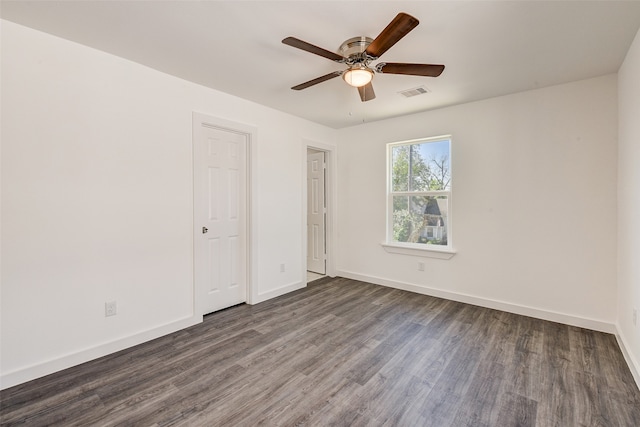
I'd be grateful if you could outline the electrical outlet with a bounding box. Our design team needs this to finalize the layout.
[280,263,285,273]
[105,301,117,317]
[633,308,638,327]
[417,261,425,271]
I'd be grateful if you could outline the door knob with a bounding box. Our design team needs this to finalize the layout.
[202,227,208,234]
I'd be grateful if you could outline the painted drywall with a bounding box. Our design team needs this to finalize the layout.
[618,27,640,383]
[1,20,337,388]
[337,75,618,330]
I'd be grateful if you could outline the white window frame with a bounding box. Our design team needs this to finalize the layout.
[382,135,456,259]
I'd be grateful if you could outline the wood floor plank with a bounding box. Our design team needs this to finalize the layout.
[451,360,505,426]
[495,392,537,427]
[2,277,639,426]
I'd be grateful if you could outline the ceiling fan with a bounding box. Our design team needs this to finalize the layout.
[282,12,445,102]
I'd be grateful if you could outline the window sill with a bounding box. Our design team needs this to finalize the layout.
[381,242,457,260]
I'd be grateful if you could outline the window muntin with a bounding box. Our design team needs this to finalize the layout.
[388,137,452,249]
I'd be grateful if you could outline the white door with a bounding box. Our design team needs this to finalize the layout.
[194,121,247,315]
[307,151,326,274]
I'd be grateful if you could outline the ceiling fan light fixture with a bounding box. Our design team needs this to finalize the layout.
[342,66,373,88]
[283,13,443,103]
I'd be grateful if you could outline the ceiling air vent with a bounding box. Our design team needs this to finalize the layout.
[398,86,430,98]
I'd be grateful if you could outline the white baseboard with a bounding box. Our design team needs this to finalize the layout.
[0,315,202,391]
[2,280,305,390]
[341,268,640,389]
[6,275,636,393]
[340,268,639,390]
[614,326,640,390]
[254,280,305,304]
[336,269,616,334]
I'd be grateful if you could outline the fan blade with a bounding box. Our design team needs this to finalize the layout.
[378,63,445,77]
[282,37,345,62]
[365,13,419,58]
[358,82,376,102]
[291,71,343,90]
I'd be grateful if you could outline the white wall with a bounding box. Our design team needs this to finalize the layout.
[337,75,618,331]
[1,20,337,388]
[618,28,640,384]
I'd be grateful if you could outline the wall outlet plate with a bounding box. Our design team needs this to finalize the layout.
[105,301,117,317]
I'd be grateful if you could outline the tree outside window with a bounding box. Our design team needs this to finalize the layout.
[388,137,451,248]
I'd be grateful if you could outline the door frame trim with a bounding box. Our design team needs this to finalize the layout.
[192,112,258,315]
[302,140,336,281]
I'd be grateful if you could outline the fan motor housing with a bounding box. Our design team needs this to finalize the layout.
[339,37,373,58]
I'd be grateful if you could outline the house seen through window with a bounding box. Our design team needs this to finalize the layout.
[388,136,452,250]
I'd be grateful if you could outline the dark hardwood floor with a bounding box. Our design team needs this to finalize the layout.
[2,277,639,426]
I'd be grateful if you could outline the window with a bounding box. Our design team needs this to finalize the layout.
[386,136,452,252]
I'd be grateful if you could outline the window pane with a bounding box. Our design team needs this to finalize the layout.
[391,140,451,193]
[391,145,409,191]
[392,195,448,246]
[410,140,451,192]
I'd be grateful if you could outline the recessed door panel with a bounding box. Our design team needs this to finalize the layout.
[208,238,221,294]
[208,167,221,221]
[229,235,238,288]
[228,168,239,221]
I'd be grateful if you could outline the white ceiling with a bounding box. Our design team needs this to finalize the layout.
[3,1,640,128]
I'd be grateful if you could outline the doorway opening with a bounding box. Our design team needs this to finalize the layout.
[306,147,330,283]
